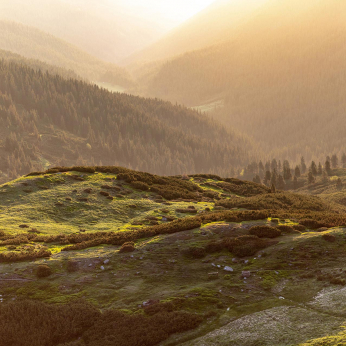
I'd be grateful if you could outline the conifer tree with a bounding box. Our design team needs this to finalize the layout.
[342,153,346,168]
[310,161,318,176]
[294,166,301,178]
[300,157,307,174]
[331,154,338,168]
[308,171,315,184]
[325,160,331,175]
[322,170,329,183]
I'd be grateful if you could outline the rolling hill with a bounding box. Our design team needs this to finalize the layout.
[138,0,346,164]
[1,166,346,345]
[0,21,134,89]
[0,59,252,184]
[0,0,168,63]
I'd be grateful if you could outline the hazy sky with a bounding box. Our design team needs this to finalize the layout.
[118,0,216,25]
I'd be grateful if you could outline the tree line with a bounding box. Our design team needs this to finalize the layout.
[0,60,252,183]
[242,154,346,191]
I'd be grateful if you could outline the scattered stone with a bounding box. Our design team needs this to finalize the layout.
[100,266,105,271]
[224,266,234,272]
[242,271,251,278]
[104,259,110,264]
[143,299,159,307]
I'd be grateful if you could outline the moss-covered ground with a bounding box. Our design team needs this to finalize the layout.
[2,169,346,345]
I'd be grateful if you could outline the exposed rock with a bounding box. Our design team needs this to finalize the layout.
[224,266,234,272]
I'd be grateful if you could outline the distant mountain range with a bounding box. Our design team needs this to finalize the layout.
[0,21,134,89]
[130,0,346,163]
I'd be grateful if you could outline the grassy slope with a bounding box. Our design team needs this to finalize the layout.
[2,168,346,344]
[296,168,346,207]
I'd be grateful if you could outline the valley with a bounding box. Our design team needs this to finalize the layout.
[0,0,344,344]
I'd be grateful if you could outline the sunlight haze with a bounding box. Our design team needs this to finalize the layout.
[118,0,216,24]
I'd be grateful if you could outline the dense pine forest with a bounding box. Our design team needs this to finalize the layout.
[0,60,252,183]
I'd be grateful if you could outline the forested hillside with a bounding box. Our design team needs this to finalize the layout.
[0,21,134,89]
[139,0,346,164]
[0,49,80,80]
[0,60,252,183]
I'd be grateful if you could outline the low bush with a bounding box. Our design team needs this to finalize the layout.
[293,225,307,232]
[82,309,202,346]
[299,219,329,229]
[322,234,336,243]
[205,241,224,253]
[119,242,135,253]
[176,209,198,214]
[130,181,149,191]
[224,235,276,257]
[36,264,52,278]
[0,300,99,346]
[249,226,281,238]
[181,246,206,259]
[0,249,51,262]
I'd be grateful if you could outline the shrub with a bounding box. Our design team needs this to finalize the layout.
[322,234,336,243]
[119,242,135,253]
[299,219,329,229]
[205,241,224,253]
[182,246,206,259]
[293,225,307,232]
[130,181,149,191]
[224,235,275,257]
[36,264,52,278]
[0,249,51,263]
[249,226,281,238]
[330,277,346,285]
[82,309,202,346]
[0,300,99,346]
[176,209,198,214]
